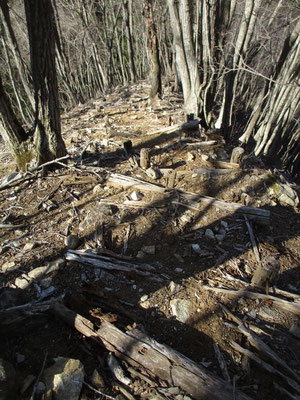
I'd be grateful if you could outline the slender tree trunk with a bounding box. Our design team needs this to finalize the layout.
[144,0,162,102]
[123,0,137,82]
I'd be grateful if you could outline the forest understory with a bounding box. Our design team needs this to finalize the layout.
[0,83,300,400]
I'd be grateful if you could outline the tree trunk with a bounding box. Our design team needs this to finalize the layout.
[167,0,201,116]
[23,0,66,166]
[144,0,162,102]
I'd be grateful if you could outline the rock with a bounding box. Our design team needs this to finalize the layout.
[93,184,103,194]
[145,168,160,180]
[141,245,155,255]
[0,359,17,399]
[14,259,65,289]
[215,233,225,242]
[136,250,146,259]
[205,229,215,240]
[174,268,183,273]
[43,357,85,400]
[65,235,80,250]
[169,281,181,293]
[191,244,201,254]
[170,299,191,323]
[130,191,143,201]
[140,294,149,302]
[2,261,16,272]
[23,242,37,252]
[220,220,228,229]
[186,152,195,161]
[90,369,105,389]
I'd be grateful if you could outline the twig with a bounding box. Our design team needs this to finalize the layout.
[213,343,231,381]
[30,351,48,400]
[244,215,260,263]
[83,382,116,400]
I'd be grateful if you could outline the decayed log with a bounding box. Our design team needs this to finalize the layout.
[251,256,280,290]
[160,168,241,177]
[140,148,150,169]
[231,341,300,396]
[237,324,300,384]
[177,192,270,223]
[107,173,270,222]
[51,303,252,400]
[204,286,300,316]
[66,250,159,279]
[108,173,166,193]
[206,160,240,169]
[230,147,245,164]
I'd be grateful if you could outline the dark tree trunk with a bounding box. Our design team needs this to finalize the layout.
[24,0,66,166]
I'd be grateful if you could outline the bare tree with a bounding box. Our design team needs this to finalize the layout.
[144,0,162,102]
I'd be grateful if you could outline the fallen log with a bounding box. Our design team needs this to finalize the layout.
[51,303,252,400]
[203,286,300,316]
[107,174,270,223]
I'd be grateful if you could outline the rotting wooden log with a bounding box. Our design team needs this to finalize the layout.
[251,256,280,290]
[237,324,300,384]
[204,286,300,316]
[66,249,158,277]
[177,192,270,223]
[140,148,150,169]
[185,140,217,148]
[231,341,300,396]
[51,303,252,400]
[108,173,166,193]
[160,168,241,177]
[230,147,245,164]
[206,160,240,169]
[107,174,270,222]
[146,123,182,136]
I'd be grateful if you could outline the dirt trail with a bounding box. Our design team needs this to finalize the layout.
[0,82,300,400]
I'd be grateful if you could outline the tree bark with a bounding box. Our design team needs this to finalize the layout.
[144,0,162,102]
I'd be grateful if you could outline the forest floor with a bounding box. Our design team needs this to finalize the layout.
[0,82,300,400]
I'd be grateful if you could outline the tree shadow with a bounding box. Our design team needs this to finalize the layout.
[0,128,299,399]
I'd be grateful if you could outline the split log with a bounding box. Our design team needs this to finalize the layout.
[65,250,162,281]
[51,303,252,400]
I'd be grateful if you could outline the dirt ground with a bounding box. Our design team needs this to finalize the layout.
[0,82,300,400]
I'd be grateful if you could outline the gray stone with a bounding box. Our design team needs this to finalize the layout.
[205,229,215,240]
[170,299,191,323]
[65,235,80,250]
[43,357,85,400]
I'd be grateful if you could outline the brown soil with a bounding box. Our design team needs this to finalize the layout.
[0,82,300,400]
